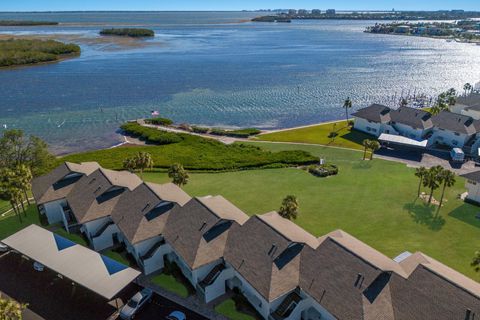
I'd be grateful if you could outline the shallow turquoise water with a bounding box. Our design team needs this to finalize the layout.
[0,12,479,154]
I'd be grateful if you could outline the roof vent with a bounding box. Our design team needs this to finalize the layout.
[142,203,151,212]
[354,273,365,288]
[94,186,102,194]
[88,178,96,185]
[199,221,207,231]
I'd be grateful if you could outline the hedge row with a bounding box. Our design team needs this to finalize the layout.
[121,122,183,145]
[307,164,339,177]
[145,117,173,126]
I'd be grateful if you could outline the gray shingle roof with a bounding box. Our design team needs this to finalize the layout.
[32,162,100,205]
[457,93,480,111]
[390,107,433,130]
[352,104,391,123]
[112,183,188,244]
[163,198,240,270]
[461,170,480,183]
[225,213,314,302]
[431,111,480,135]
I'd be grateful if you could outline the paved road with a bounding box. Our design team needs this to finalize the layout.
[0,252,207,320]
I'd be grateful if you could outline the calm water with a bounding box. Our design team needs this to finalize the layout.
[1,12,479,154]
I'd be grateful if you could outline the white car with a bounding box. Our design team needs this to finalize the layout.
[0,242,8,252]
[33,261,45,271]
[119,288,153,319]
[166,311,186,320]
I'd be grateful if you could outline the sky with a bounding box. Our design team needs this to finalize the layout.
[0,0,478,12]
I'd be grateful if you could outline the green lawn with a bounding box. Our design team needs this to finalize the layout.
[0,205,41,240]
[143,142,480,280]
[257,120,374,151]
[102,248,135,267]
[215,299,256,320]
[0,200,12,216]
[150,273,189,298]
[54,228,89,247]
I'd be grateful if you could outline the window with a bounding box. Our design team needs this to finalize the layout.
[367,127,371,132]
[469,180,477,185]
[454,132,460,136]
[452,140,458,146]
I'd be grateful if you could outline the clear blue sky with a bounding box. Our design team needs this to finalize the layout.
[0,0,478,12]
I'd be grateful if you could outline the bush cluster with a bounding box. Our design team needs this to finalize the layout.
[308,164,339,177]
[120,122,183,145]
[0,20,58,26]
[100,28,155,37]
[144,117,173,126]
[0,39,80,67]
[191,126,209,134]
[209,127,261,138]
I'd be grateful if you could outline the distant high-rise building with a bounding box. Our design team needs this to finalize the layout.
[298,9,308,15]
[312,9,321,15]
[288,9,297,15]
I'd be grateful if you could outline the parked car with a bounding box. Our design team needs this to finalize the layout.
[166,311,186,320]
[33,261,45,271]
[0,242,8,252]
[119,288,153,319]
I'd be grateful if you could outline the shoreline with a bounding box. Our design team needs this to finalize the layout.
[0,52,80,70]
[365,31,480,44]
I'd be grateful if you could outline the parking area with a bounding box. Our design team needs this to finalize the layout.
[0,252,207,320]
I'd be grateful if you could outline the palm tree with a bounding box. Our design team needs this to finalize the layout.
[0,294,27,320]
[369,140,380,160]
[343,97,353,122]
[430,104,441,115]
[362,139,371,160]
[0,168,23,222]
[122,157,137,173]
[134,151,154,177]
[464,83,473,95]
[414,166,428,197]
[437,169,456,212]
[472,250,480,272]
[168,163,189,187]
[15,164,32,206]
[399,98,408,108]
[279,195,299,220]
[423,166,442,204]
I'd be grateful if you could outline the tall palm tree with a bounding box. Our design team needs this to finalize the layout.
[122,157,137,173]
[343,97,353,122]
[464,83,473,95]
[134,151,154,177]
[437,169,456,213]
[369,141,380,160]
[472,250,480,273]
[15,164,32,206]
[168,163,189,187]
[279,195,299,220]
[414,166,428,197]
[362,139,371,160]
[423,166,442,204]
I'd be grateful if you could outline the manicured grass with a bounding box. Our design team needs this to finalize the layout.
[0,205,41,240]
[0,200,11,216]
[215,299,255,320]
[54,228,89,247]
[257,120,374,151]
[61,133,317,171]
[143,142,480,280]
[150,273,189,298]
[102,249,135,267]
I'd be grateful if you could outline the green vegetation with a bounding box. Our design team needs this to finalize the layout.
[123,151,154,177]
[0,205,41,240]
[0,20,58,26]
[99,28,155,37]
[150,274,189,298]
[168,163,189,186]
[102,248,135,267]
[257,120,373,151]
[307,163,338,177]
[121,122,183,145]
[144,117,174,126]
[63,127,317,171]
[0,295,27,320]
[54,228,89,247]
[141,142,480,280]
[215,299,255,320]
[210,128,261,138]
[0,39,80,67]
[191,126,209,134]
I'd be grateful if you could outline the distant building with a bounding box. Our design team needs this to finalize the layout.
[394,25,411,34]
[297,9,308,15]
[326,9,336,16]
[288,9,297,15]
[311,9,321,15]
[461,171,480,205]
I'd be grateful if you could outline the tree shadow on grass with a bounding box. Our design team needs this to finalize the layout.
[448,203,480,229]
[352,161,372,170]
[340,130,375,145]
[404,199,446,231]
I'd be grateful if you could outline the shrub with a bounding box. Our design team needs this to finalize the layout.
[210,128,228,136]
[226,128,262,138]
[120,122,182,145]
[99,28,155,37]
[144,117,173,126]
[192,126,209,134]
[307,164,339,177]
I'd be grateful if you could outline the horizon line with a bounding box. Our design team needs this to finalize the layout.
[0,9,478,13]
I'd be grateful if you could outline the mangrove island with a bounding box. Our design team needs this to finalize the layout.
[0,38,81,68]
[99,28,155,38]
[0,20,59,26]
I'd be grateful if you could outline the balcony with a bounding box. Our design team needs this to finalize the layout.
[270,288,303,320]
[140,239,166,265]
[199,263,225,289]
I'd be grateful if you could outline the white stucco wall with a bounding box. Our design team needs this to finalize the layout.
[430,128,469,148]
[353,118,382,137]
[42,199,66,225]
[91,223,119,251]
[392,123,426,140]
[203,267,234,303]
[461,108,480,120]
[81,216,111,244]
[226,272,271,319]
[465,180,480,203]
